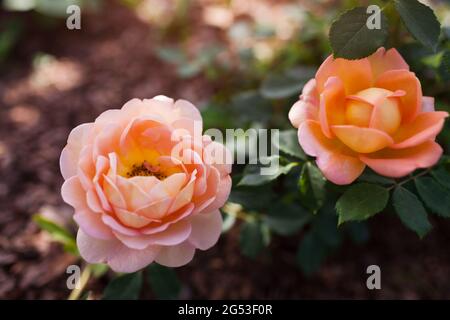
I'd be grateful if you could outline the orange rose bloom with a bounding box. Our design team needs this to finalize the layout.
[289,47,448,185]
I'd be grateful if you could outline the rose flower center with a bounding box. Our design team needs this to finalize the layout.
[117,148,182,180]
[345,87,401,135]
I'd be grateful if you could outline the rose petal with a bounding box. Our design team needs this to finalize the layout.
[61,176,86,209]
[316,55,373,94]
[319,77,346,138]
[74,210,114,240]
[115,219,191,250]
[331,125,394,153]
[375,70,422,123]
[360,141,442,177]
[422,96,435,112]
[188,210,222,250]
[77,229,160,273]
[391,111,448,149]
[155,241,196,267]
[368,47,409,78]
[298,120,365,185]
[60,123,93,179]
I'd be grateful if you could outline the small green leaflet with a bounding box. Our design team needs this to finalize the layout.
[329,6,388,59]
[415,177,450,218]
[336,183,389,224]
[393,186,432,238]
[298,162,326,211]
[394,0,441,52]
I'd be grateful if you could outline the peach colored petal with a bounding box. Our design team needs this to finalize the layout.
[159,172,188,197]
[115,207,153,228]
[298,120,365,185]
[368,47,409,78]
[188,210,222,250]
[101,214,140,236]
[141,203,194,235]
[375,70,422,123]
[86,189,103,213]
[77,229,160,273]
[74,211,114,240]
[360,141,442,177]
[153,95,174,104]
[93,123,122,159]
[192,166,220,211]
[289,99,319,128]
[422,96,435,112]
[390,111,448,149]
[61,176,86,209]
[173,99,203,124]
[369,94,402,135]
[301,79,319,104]
[202,140,233,178]
[331,125,394,153]
[197,175,232,214]
[316,55,373,94]
[62,177,114,240]
[168,172,196,213]
[60,123,93,179]
[94,109,123,128]
[319,77,346,138]
[77,145,96,190]
[114,220,191,250]
[136,197,172,220]
[103,175,127,209]
[128,176,160,194]
[115,175,152,210]
[155,241,196,267]
[94,182,112,212]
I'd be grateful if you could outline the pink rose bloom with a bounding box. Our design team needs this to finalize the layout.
[60,96,232,272]
[289,47,448,185]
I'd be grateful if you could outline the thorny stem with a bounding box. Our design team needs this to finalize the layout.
[387,168,432,191]
[68,264,92,300]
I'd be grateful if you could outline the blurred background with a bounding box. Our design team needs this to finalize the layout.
[1,0,450,299]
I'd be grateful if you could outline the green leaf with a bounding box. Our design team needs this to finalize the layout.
[415,176,450,218]
[33,214,77,255]
[336,183,389,224]
[238,156,298,186]
[146,264,181,300]
[296,232,329,276]
[239,220,269,259]
[260,67,315,99]
[329,6,388,59]
[103,272,143,300]
[430,166,450,189]
[393,186,432,238]
[298,162,326,211]
[264,202,311,236]
[273,130,306,160]
[394,0,440,51]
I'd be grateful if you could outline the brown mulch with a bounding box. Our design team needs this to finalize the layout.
[1,2,450,299]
